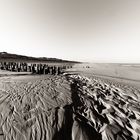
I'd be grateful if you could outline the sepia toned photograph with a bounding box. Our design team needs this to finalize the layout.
[0,0,140,140]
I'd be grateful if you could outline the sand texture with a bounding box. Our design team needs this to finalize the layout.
[0,71,140,139]
[67,74,140,140]
[0,75,72,140]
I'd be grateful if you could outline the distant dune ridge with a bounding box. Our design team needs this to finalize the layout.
[0,70,140,140]
[0,52,79,63]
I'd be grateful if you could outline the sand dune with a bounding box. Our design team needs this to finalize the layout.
[0,72,140,140]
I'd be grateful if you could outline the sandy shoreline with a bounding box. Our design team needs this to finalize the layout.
[0,69,140,139]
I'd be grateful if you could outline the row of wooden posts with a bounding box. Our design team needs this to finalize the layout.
[0,62,72,75]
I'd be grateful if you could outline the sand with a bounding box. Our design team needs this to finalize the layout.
[67,74,140,140]
[0,74,72,140]
[0,63,140,140]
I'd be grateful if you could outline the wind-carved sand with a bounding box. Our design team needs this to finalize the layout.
[0,71,140,139]
[0,75,72,140]
[68,74,140,140]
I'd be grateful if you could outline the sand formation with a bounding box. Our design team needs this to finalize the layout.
[67,74,140,140]
[0,72,140,140]
[0,62,72,75]
[0,74,140,140]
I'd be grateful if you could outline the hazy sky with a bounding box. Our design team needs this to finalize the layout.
[0,0,140,62]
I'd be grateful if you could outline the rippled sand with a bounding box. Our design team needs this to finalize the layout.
[0,68,140,139]
[0,74,72,140]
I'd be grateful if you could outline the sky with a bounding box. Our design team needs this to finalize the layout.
[0,0,140,62]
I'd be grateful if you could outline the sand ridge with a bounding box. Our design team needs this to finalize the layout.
[67,74,140,140]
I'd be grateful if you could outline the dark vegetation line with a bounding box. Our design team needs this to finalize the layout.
[0,52,80,63]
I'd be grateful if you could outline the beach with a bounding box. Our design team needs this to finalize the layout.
[0,63,140,140]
